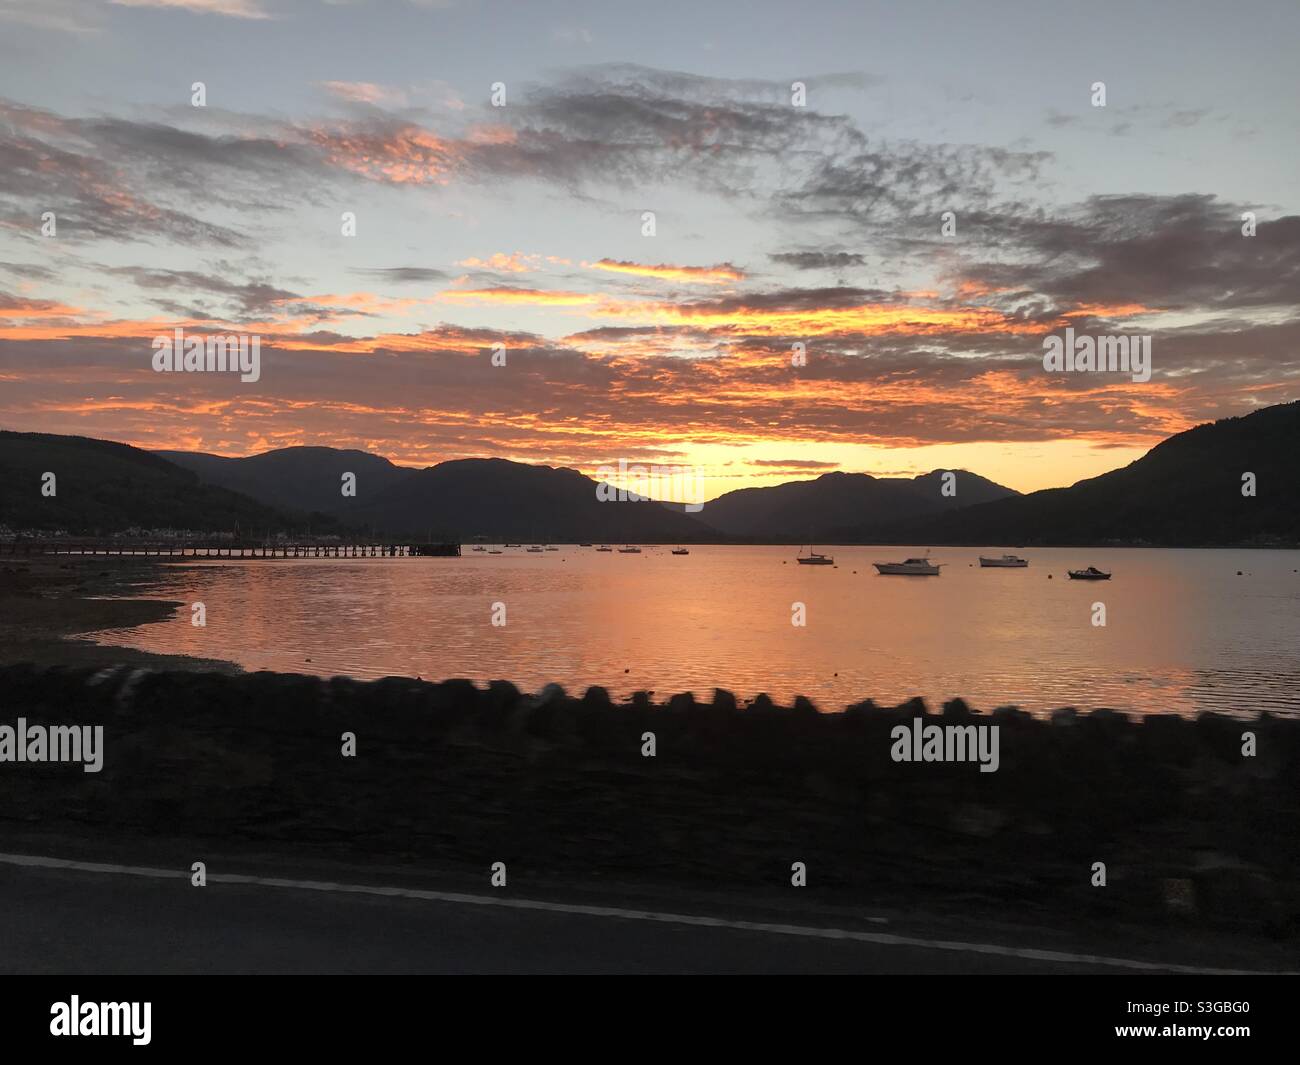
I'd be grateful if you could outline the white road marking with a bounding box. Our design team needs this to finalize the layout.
[0,851,1275,973]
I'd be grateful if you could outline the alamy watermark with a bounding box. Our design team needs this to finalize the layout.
[890,718,1000,773]
[0,718,104,772]
[1043,326,1151,383]
[50,997,150,1045]
[152,327,261,383]
[595,459,705,513]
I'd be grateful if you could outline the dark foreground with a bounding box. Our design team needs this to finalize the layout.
[1,846,1286,974]
[2,662,1298,973]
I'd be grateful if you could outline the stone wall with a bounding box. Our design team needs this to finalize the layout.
[1,664,1296,935]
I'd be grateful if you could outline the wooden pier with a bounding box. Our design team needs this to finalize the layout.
[2,540,461,559]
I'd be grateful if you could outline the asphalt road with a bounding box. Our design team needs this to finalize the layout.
[0,849,1284,975]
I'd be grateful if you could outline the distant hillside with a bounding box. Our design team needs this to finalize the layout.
[845,401,1300,546]
[695,469,1018,539]
[158,447,714,541]
[159,446,414,518]
[352,458,714,540]
[0,431,319,536]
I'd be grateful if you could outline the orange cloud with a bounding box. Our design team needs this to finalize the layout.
[600,299,1026,337]
[0,298,87,321]
[458,253,537,273]
[306,125,459,185]
[440,287,600,307]
[586,259,746,284]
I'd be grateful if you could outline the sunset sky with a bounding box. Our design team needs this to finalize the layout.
[1,0,1298,498]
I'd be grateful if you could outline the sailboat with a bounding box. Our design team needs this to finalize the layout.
[796,544,834,565]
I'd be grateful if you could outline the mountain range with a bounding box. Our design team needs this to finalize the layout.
[0,431,334,537]
[847,400,1300,546]
[2,400,1297,545]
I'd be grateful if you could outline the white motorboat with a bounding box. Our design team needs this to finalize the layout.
[595,545,613,552]
[617,545,642,554]
[874,557,943,576]
[526,545,544,553]
[979,554,1028,568]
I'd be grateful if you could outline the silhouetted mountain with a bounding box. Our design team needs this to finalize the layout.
[0,431,324,536]
[159,446,713,541]
[159,446,413,519]
[352,458,712,540]
[843,401,1300,546]
[694,469,1017,539]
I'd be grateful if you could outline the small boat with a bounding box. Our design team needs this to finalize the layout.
[471,545,486,552]
[618,546,642,554]
[796,544,833,565]
[979,554,1028,568]
[487,549,503,554]
[595,545,613,552]
[526,545,544,553]
[505,543,520,548]
[672,547,690,555]
[579,543,593,547]
[1068,566,1111,580]
[544,545,559,551]
[874,557,943,576]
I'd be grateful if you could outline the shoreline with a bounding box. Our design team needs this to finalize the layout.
[0,557,239,673]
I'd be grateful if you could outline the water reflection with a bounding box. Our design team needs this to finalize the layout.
[91,545,1300,717]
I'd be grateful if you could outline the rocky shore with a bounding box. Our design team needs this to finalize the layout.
[2,662,1296,939]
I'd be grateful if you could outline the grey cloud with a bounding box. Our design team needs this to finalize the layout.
[769,251,866,270]
[350,267,449,283]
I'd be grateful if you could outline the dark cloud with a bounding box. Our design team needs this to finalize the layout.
[350,267,449,283]
[951,195,1300,313]
[0,260,55,282]
[769,251,866,270]
[104,266,299,318]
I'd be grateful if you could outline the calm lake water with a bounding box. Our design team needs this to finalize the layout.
[90,546,1300,717]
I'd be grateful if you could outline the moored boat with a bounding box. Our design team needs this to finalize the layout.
[874,557,943,576]
[618,545,642,553]
[671,547,689,555]
[796,544,833,565]
[979,554,1028,568]
[595,545,613,552]
[1068,566,1111,580]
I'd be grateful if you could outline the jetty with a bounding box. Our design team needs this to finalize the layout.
[2,539,461,559]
